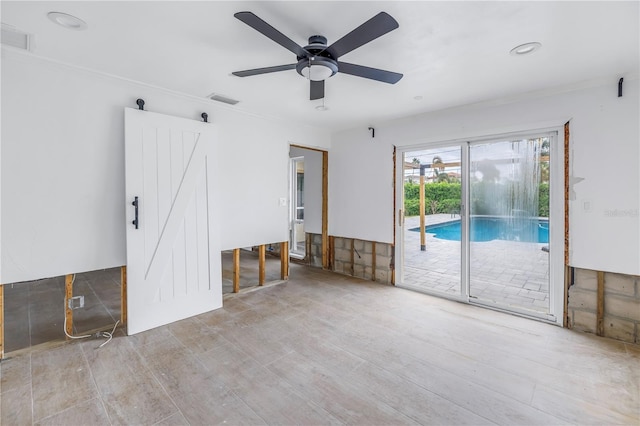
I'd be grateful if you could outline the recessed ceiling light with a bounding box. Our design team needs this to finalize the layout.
[315,105,329,111]
[414,95,423,101]
[47,12,87,31]
[510,42,541,56]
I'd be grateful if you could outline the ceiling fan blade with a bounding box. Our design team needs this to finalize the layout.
[327,12,399,59]
[234,12,308,58]
[310,80,325,100]
[337,62,403,84]
[232,64,297,77]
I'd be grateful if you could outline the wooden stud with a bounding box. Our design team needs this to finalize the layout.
[258,244,266,286]
[121,266,127,327]
[564,122,570,266]
[322,151,329,269]
[596,271,605,336]
[350,239,355,276]
[65,274,74,338]
[391,245,396,285]
[290,144,325,153]
[280,242,289,280]
[0,285,4,359]
[233,248,240,293]
[371,241,377,282]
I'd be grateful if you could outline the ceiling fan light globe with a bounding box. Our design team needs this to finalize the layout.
[302,64,334,81]
[296,56,338,81]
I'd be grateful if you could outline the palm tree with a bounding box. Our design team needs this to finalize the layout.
[432,156,449,182]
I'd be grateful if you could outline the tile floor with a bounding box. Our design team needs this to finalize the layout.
[3,249,287,354]
[402,214,550,314]
[3,269,122,354]
[1,266,638,425]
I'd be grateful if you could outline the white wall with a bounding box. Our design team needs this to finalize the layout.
[1,49,330,283]
[328,131,394,243]
[289,146,323,235]
[330,79,640,276]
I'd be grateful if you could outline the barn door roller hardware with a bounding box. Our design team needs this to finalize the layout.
[201,112,209,123]
[368,127,375,138]
[136,98,145,110]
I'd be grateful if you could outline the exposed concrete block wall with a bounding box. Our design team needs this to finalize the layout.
[307,233,323,268]
[331,236,393,285]
[568,268,640,343]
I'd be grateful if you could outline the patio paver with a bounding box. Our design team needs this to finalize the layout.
[401,214,550,315]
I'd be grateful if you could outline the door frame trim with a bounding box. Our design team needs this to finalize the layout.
[289,144,329,269]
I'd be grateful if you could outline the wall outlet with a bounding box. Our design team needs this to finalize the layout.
[67,295,85,310]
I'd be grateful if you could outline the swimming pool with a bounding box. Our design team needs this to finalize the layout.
[410,217,549,243]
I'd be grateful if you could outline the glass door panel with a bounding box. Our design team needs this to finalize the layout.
[290,157,305,257]
[401,146,463,297]
[468,138,550,315]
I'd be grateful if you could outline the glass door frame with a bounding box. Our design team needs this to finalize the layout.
[395,141,469,302]
[290,156,305,259]
[395,127,565,325]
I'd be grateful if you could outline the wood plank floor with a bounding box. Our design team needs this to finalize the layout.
[1,266,638,425]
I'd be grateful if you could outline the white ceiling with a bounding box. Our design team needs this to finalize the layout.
[2,1,638,132]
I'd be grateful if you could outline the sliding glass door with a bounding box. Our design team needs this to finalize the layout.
[397,131,560,323]
[468,137,550,315]
[401,146,463,297]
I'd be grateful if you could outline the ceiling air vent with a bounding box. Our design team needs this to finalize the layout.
[1,24,32,51]
[207,93,239,105]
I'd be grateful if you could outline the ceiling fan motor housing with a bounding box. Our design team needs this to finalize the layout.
[296,35,338,81]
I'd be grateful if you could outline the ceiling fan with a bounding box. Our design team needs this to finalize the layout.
[232,11,403,100]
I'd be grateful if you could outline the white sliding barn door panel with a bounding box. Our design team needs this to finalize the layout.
[124,108,221,335]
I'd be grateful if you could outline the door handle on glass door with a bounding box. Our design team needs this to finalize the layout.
[132,196,139,229]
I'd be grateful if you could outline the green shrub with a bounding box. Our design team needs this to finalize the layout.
[404,183,420,200]
[437,198,461,214]
[425,182,461,202]
[404,182,461,216]
[538,182,549,217]
[405,181,549,217]
[404,198,421,216]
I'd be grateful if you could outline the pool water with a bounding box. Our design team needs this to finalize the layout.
[410,217,549,243]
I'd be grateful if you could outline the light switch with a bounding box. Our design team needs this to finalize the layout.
[279,197,287,207]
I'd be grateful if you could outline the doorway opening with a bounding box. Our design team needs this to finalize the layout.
[290,157,305,258]
[289,146,326,264]
[397,131,563,323]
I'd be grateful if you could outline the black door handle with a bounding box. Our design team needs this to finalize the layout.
[132,196,139,229]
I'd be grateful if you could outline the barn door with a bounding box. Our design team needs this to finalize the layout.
[124,108,221,335]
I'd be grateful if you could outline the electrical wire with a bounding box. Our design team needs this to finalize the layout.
[63,315,92,339]
[62,273,120,347]
[97,320,120,348]
[63,274,92,340]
